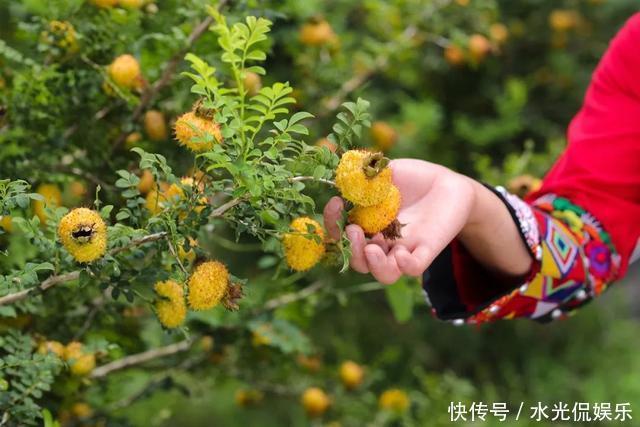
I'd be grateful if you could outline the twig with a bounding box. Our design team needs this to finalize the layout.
[111,0,229,152]
[0,193,241,306]
[73,296,106,340]
[0,271,80,306]
[210,197,242,217]
[166,236,189,276]
[90,339,192,379]
[289,176,336,187]
[0,233,164,307]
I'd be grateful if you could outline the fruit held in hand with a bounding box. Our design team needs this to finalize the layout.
[283,217,325,271]
[188,261,229,310]
[349,185,401,236]
[174,111,223,152]
[339,361,364,390]
[335,150,392,207]
[108,54,141,89]
[154,280,187,328]
[301,387,330,417]
[58,208,107,263]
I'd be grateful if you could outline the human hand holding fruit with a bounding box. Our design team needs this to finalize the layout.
[324,157,532,284]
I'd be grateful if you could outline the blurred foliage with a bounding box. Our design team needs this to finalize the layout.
[1,0,639,426]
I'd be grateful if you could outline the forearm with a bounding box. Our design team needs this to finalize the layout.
[457,177,532,277]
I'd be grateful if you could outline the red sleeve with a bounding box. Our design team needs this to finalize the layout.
[528,13,640,275]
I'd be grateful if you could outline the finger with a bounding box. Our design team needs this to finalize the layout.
[323,196,344,241]
[364,244,402,285]
[368,233,390,253]
[395,244,434,277]
[346,225,369,274]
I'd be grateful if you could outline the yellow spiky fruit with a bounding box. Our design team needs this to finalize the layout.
[469,34,492,62]
[549,9,580,32]
[70,402,93,419]
[63,342,95,376]
[174,111,223,152]
[339,361,364,390]
[69,181,87,199]
[235,389,264,407]
[283,217,325,271]
[144,110,168,141]
[335,150,392,207]
[371,121,397,152]
[348,185,401,235]
[137,169,155,194]
[37,340,65,358]
[108,54,141,89]
[187,261,229,310]
[154,280,187,328]
[125,131,142,149]
[70,353,96,376]
[63,342,83,360]
[301,387,330,417]
[490,23,509,45]
[58,208,107,263]
[444,44,465,66]
[378,389,410,413]
[33,183,62,224]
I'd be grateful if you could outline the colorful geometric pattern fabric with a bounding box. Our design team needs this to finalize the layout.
[455,192,620,325]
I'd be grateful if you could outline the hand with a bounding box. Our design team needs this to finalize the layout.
[324,159,476,284]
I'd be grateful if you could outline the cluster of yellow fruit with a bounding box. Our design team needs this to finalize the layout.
[154,260,241,329]
[38,340,96,376]
[335,150,402,238]
[40,20,79,54]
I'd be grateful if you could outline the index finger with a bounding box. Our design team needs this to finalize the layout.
[323,196,344,241]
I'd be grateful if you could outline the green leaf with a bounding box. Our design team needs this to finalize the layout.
[384,277,417,323]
